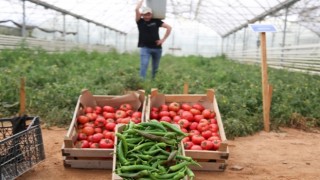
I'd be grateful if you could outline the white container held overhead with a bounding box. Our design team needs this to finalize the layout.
[146,0,167,19]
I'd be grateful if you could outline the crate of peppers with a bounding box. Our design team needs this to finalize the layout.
[112,120,199,180]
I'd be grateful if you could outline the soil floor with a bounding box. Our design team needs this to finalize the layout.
[17,127,320,180]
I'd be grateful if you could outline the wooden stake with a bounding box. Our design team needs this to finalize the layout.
[260,32,270,132]
[19,77,26,116]
[183,82,189,94]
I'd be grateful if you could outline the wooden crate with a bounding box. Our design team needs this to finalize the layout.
[111,124,188,180]
[146,88,229,171]
[61,89,146,169]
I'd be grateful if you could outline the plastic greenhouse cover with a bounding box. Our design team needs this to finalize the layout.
[0,0,319,36]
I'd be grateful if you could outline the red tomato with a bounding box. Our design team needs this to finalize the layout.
[178,119,190,129]
[150,111,159,119]
[102,105,115,113]
[84,121,95,128]
[131,117,141,124]
[77,115,89,124]
[191,135,205,145]
[168,102,180,112]
[159,111,170,118]
[160,116,171,123]
[181,103,192,111]
[126,110,134,116]
[82,126,94,136]
[105,122,116,131]
[182,136,190,143]
[99,138,114,148]
[115,110,127,119]
[106,118,115,123]
[201,130,212,139]
[197,122,210,132]
[202,109,212,119]
[94,127,102,133]
[212,139,221,150]
[173,116,181,123]
[190,144,202,150]
[77,132,88,140]
[193,115,204,122]
[209,111,216,118]
[183,141,194,150]
[188,129,200,138]
[168,111,177,118]
[189,122,198,130]
[103,112,115,119]
[132,111,142,118]
[209,124,219,133]
[192,103,205,112]
[119,103,132,111]
[94,106,102,114]
[95,116,106,127]
[199,119,209,125]
[201,140,214,150]
[160,104,169,111]
[189,108,201,116]
[151,107,159,112]
[181,111,194,122]
[208,118,218,124]
[86,112,98,121]
[103,131,114,140]
[90,143,100,148]
[181,128,188,133]
[92,133,104,143]
[84,107,94,114]
[121,117,130,124]
[208,136,221,141]
[75,140,90,148]
[87,135,93,142]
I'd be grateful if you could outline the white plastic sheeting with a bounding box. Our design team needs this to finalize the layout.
[0,0,319,56]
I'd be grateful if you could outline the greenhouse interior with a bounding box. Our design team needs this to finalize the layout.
[1,0,320,179]
[1,0,319,72]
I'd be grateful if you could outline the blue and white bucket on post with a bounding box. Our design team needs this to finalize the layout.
[146,0,167,19]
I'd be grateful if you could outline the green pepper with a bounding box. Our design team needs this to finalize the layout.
[120,165,157,172]
[139,121,167,132]
[117,141,129,166]
[169,161,192,172]
[116,133,128,156]
[117,169,149,179]
[160,121,188,137]
[126,137,143,144]
[186,167,195,180]
[133,129,176,145]
[129,141,156,153]
[172,171,186,180]
[143,148,162,156]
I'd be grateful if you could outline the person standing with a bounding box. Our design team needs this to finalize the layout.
[135,0,172,79]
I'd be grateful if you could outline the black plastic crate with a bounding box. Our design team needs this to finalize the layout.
[0,116,45,180]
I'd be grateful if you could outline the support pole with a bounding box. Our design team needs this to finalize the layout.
[183,83,189,94]
[19,77,26,116]
[260,32,271,132]
[281,6,289,63]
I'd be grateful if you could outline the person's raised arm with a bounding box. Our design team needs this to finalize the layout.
[135,0,144,22]
[156,23,172,46]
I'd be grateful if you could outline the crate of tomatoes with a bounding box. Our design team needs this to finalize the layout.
[61,89,146,169]
[146,88,229,171]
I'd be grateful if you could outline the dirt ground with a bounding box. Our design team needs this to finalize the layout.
[17,127,320,180]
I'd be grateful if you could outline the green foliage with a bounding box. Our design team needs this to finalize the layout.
[0,47,319,137]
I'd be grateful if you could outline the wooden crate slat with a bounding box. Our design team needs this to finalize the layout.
[63,157,113,169]
[62,146,113,157]
[185,147,229,160]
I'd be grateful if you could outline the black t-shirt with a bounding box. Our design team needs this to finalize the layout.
[137,18,164,49]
